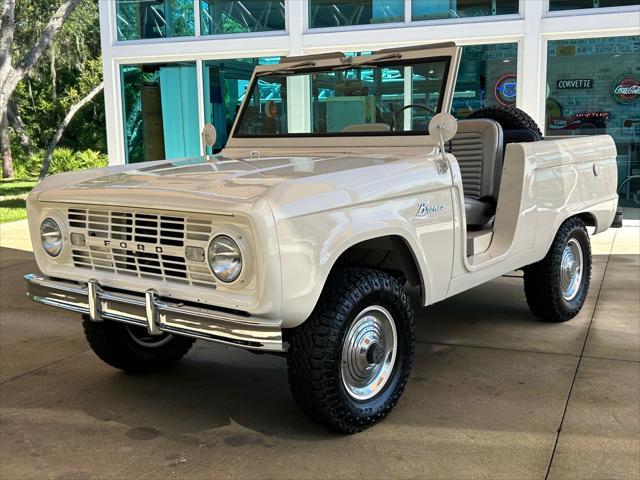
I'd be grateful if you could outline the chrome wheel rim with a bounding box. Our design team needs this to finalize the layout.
[560,238,584,301]
[126,325,173,348]
[341,305,398,401]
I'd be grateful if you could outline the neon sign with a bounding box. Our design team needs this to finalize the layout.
[613,74,640,105]
[494,73,517,106]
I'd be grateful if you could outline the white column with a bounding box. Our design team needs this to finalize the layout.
[403,66,412,130]
[98,0,124,165]
[287,0,305,56]
[286,76,311,133]
[194,0,201,37]
[284,0,310,132]
[196,59,205,155]
[518,0,546,129]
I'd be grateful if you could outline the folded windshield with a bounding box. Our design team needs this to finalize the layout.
[233,57,450,138]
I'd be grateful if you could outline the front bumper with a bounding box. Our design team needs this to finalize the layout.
[25,274,284,352]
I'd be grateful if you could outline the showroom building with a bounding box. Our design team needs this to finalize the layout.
[98,0,640,212]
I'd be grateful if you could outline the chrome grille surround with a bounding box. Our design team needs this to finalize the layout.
[66,207,217,288]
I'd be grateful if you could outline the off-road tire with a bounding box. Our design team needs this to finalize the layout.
[286,268,415,434]
[523,217,592,322]
[468,105,543,140]
[83,316,195,374]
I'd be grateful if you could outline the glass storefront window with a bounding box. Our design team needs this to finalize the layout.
[200,1,285,35]
[121,62,200,162]
[308,0,404,28]
[412,0,519,21]
[549,1,639,12]
[116,0,195,41]
[546,36,640,215]
[452,43,518,118]
[202,57,280,152]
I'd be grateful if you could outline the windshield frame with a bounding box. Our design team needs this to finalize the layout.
[226,43,461,149]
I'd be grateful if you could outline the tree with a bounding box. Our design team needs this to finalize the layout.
[40,81,103,180]
[0,0,84,178]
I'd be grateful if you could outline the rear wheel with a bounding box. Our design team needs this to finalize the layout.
[83,317,195,374]
[523,217,592,322]
[287,268,415,434]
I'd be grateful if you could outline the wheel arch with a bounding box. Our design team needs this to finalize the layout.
[279,230,430,328]
[331,234,425,291]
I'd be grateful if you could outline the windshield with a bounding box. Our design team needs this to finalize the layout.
[233,57,450,138]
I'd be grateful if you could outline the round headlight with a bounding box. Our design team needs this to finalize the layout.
[40,218,63,257]
[208,235,242,283]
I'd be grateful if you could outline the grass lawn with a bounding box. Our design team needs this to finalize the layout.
[1,179,37,223]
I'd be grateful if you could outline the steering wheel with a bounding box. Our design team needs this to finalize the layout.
[391,104,436,131]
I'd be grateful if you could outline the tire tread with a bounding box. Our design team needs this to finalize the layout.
[523,217,592,322]
[287,268,415,433]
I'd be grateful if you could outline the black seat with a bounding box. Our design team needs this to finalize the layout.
[446,119,504,228]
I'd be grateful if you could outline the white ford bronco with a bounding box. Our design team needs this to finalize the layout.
[25,43,619,433]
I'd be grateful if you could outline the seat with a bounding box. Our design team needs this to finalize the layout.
[446,119,504,228]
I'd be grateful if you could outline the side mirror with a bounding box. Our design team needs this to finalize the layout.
[202,123,217,148]
[428,112,457,175]
[428,112,457,141]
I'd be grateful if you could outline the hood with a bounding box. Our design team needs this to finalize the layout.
[35,150,444,217]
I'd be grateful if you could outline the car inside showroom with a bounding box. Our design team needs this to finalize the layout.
[0,1,638,479]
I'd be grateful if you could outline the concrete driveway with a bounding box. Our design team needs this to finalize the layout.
[1,222,638,480]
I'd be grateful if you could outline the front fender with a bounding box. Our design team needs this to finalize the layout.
[273,194,453,328]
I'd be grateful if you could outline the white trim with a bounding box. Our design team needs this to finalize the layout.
[545,4,640,18]
[113,29,289,47]
[108,35,290,63]
[301,19,525,54]
[107,0,118,45]
[303,14,523,36]
[99,1,122,166]
[541,10,640,38]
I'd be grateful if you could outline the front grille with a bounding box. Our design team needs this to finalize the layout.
[67,207,217,288]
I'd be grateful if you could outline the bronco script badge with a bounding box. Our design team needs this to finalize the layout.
[417,201,444,217]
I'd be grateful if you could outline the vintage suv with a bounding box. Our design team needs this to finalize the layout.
[25,43,619,433]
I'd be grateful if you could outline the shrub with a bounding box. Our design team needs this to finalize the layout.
[12,148,108,179]
[13,150,43,179]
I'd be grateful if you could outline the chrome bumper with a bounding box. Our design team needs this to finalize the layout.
[24,274,284,352]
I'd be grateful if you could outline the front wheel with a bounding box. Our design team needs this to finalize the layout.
[83,317,195,374]
[523,217,592,322]
[287,268,415,434]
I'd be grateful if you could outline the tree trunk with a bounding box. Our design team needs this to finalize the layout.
[1,109,14,179]
[50,45,57,102]
[39,81,103,180]
[8,99,31,153]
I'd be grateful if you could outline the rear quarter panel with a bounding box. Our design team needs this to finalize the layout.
[447,135,617,297]
[529,135,618,253]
